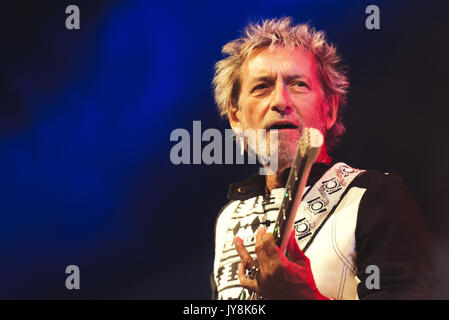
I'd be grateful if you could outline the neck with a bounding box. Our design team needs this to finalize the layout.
[264,145,331,192]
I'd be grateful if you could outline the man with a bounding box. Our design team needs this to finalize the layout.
[210,17,437,300]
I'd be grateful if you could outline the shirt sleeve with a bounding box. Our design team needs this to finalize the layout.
[354,172,438,299]
[210,200,235,300]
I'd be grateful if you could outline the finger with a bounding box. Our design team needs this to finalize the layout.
[233,236,257,268]
[237,262,259,293]
[287,230,309,265]
[254,227,278,263]
[255,226,266,245]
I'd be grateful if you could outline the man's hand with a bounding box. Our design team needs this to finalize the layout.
[233,228,329,300]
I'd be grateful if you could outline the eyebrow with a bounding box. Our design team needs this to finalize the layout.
[249,73,311,85]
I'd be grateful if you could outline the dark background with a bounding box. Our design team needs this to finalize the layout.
[1,0,448,299]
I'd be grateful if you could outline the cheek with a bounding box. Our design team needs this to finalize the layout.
[242,103,265,128]
[296,97,327,128]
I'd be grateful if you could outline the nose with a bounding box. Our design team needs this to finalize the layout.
[270,79,293,115]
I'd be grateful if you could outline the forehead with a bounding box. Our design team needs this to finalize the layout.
[241,46,320,83]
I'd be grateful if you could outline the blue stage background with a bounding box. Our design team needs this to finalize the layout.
[1,0,448,298]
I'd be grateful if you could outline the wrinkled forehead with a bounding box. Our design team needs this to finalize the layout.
[241,45,320,83]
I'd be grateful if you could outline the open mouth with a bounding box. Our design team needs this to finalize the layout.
[267,123,299,130]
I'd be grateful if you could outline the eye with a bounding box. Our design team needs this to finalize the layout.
[252,83,269,91]
[291,80,310,93]
[296,81,309,88]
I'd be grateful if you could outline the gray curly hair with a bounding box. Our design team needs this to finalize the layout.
[212,17,349,151]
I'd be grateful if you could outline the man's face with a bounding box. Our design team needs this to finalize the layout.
[229,45,336,169]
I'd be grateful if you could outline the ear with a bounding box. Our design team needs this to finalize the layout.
[228,103,244,134]
[325,95,339,130]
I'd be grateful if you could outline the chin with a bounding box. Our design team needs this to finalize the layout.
[249,132,300,170]
[269,141,296,172]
